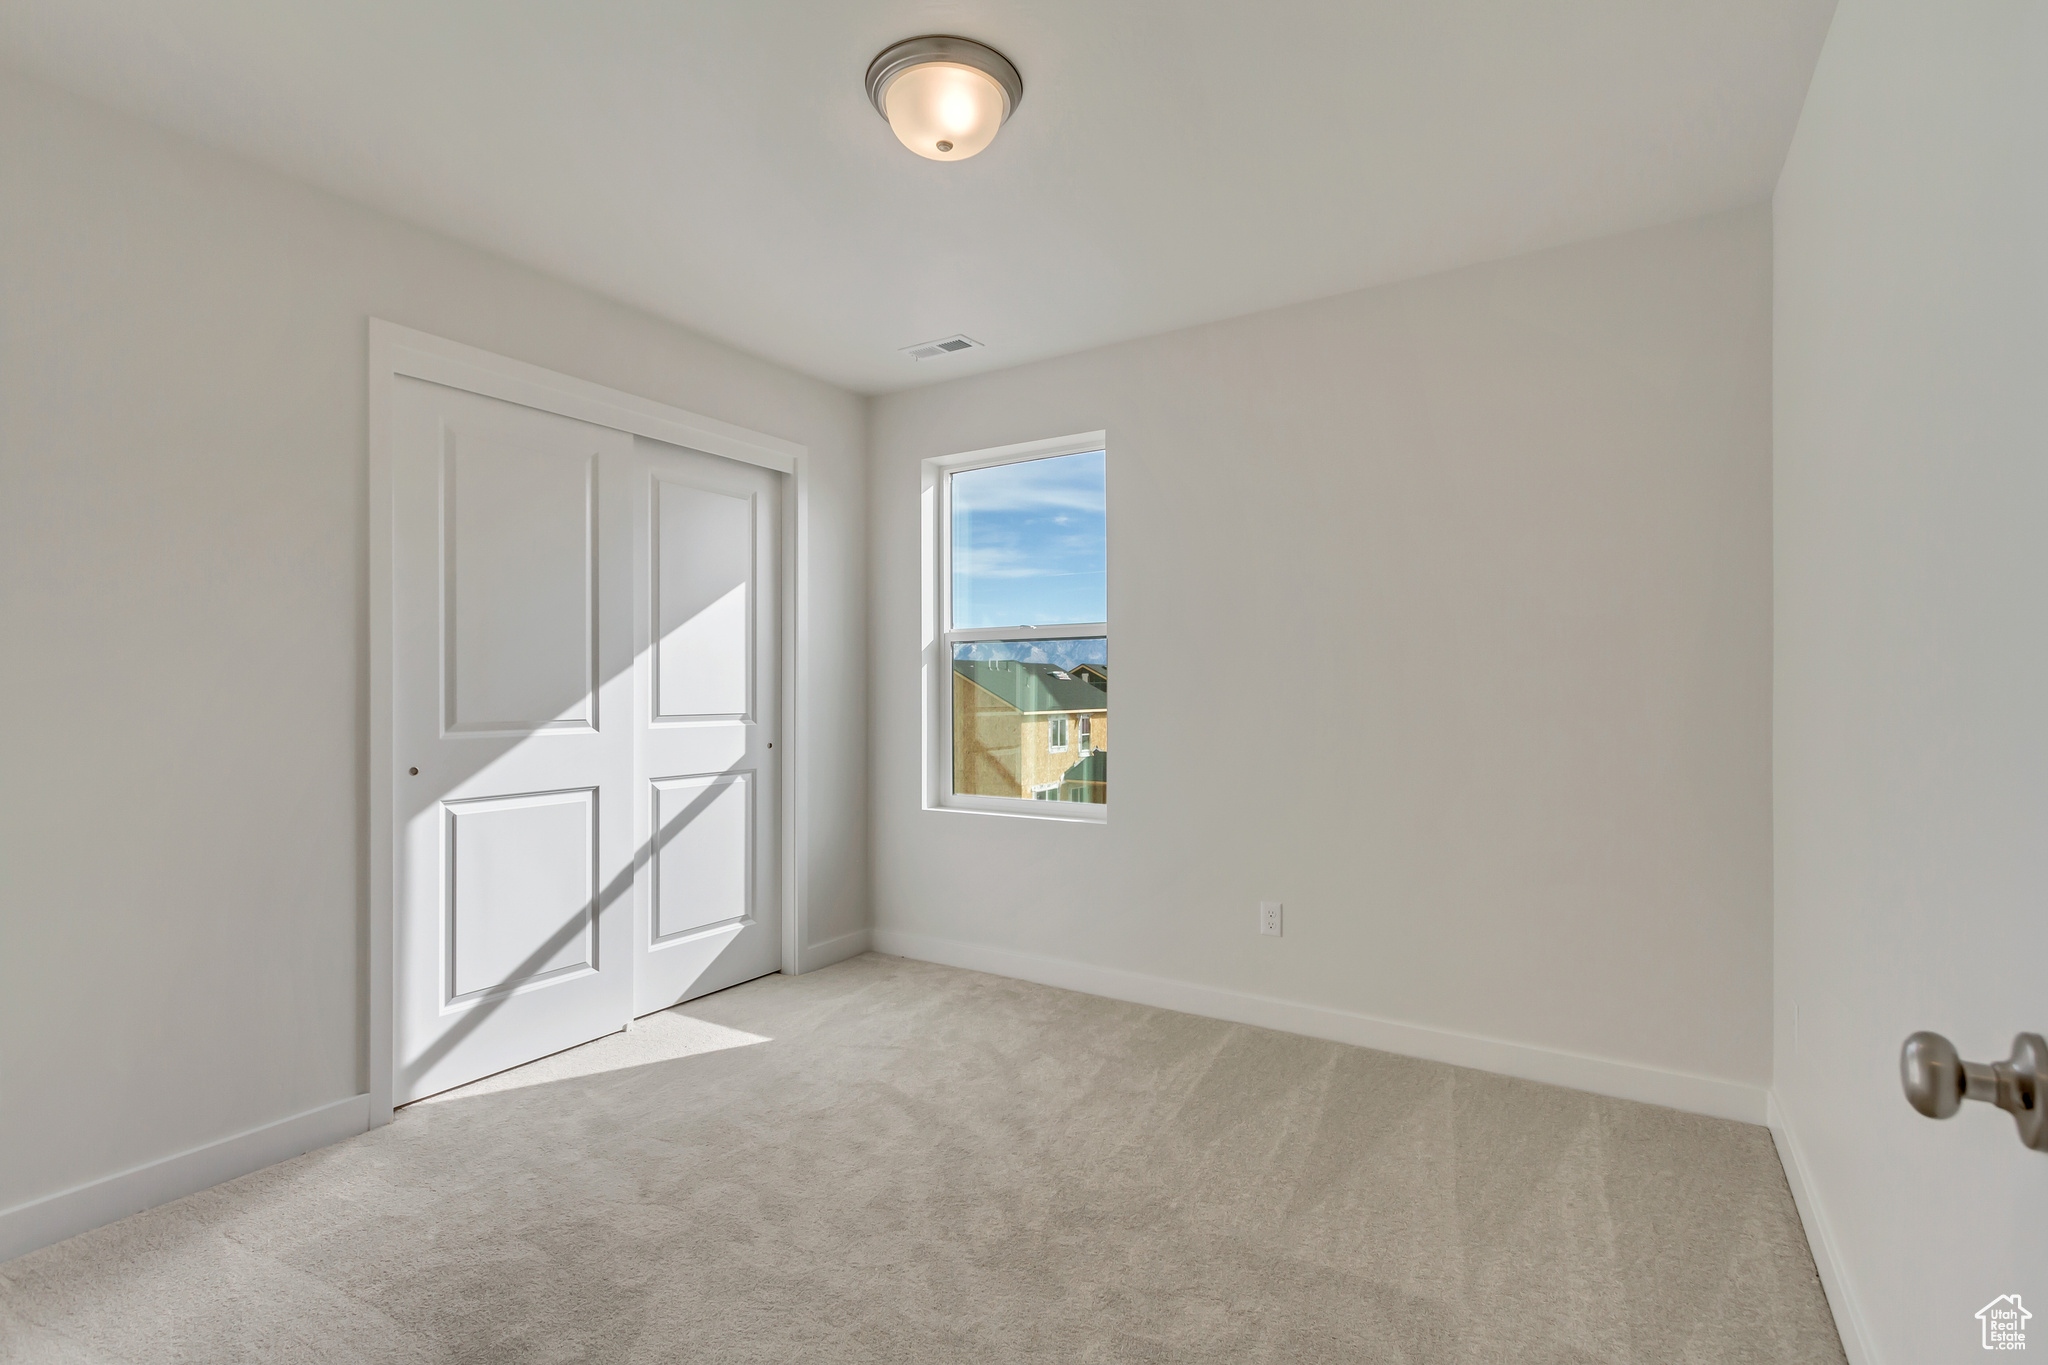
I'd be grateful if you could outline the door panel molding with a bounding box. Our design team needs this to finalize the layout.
[441,422,600,735]
[649,771,753,946]
[369,319,809,1127]
[652,478,756,725]
[443,787,599,1004]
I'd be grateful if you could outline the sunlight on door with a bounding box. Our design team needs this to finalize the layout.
[394,374,783,1104]
[655,480,752,720]
[632,445,782,1017]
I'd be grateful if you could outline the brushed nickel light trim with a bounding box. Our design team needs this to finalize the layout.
[865,36,1023,124]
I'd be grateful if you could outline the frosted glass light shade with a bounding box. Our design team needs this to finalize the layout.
[866,37,1022,163]
[882,62,1007,161]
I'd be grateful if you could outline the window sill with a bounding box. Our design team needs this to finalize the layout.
[926,795,1108,824]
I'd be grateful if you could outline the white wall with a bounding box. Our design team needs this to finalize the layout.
[1772,2,2048,1359]
[0,71,867,1224]
[869,207,1775,1114]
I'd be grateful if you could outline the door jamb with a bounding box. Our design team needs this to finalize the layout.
[366,319,809,1127]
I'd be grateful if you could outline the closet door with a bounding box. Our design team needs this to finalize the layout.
[391,377,635,1103]
[630,436,782,1014]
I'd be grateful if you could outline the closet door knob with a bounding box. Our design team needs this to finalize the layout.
[1901,1031,2048,1152]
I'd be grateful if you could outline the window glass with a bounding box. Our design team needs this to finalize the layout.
[951,639,1107,804]
[950,451,1106,628]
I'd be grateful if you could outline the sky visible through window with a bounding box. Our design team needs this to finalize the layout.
[951,450,1105,630]
[952,637,1107,669]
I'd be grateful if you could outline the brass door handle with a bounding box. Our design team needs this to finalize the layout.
[1900,1031,2047,1151]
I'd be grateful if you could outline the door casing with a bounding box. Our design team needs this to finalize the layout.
[367,319,808,1126]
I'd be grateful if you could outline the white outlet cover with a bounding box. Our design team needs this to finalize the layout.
[1259,901,1283,936]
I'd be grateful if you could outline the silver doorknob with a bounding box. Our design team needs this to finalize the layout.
[1900,1031,2048,1152]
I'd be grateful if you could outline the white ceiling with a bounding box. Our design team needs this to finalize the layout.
[0,2,1836,394]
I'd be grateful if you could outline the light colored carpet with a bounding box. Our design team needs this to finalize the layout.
[0,953,1844,1363]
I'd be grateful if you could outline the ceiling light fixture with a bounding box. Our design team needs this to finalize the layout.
[865,35,1023,162]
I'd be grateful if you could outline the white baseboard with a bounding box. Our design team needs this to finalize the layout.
[870,928,1769,1125]
[798,927,871,974]
[0,1093,371,1264]
[1768,1093,1877,1365]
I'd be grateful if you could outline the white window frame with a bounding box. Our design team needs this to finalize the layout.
[1048,714,1069,752]
[923,431,1109,823]
[1078,715,1092,754]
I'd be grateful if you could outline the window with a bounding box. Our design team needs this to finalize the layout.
[930,435,1108,817]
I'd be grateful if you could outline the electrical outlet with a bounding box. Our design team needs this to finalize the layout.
[1259,901,1283,937]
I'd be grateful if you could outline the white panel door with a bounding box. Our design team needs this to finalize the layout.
[392,377,635,1103]
[630,436,781,1014]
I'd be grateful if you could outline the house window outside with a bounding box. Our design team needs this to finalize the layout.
[939,443,1108,814]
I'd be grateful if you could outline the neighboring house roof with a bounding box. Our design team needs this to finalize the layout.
[1061,751,1107,784]
[1070,664,1109,693]
[954,659,1108,715]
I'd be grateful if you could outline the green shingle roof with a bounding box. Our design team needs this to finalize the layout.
[1061,751,1107,783]
[953,659,1108,715]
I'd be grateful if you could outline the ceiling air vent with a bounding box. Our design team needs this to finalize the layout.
[901,334,983,361]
